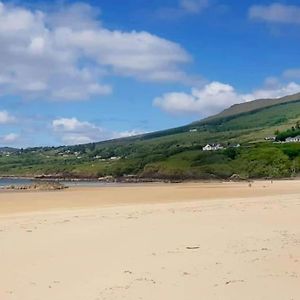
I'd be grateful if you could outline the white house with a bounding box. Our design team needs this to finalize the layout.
[228,143,241,148]
[264,136,276,141]
[110,156,121,160]
[189,128,198,132]
[202,144,224,151]
[286,136,300,143]
[203,144,213,151]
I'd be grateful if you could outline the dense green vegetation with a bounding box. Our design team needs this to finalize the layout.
[276,121,300,141]
[2,95,300,180]
[1,142,300,180]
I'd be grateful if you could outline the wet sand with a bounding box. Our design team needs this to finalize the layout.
[1,180,300,216]
[0,181,300,299]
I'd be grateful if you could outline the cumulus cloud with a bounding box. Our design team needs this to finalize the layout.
[154,80,300,117]
[243,81,300,101]
[46,3,101,30]
[0,110,16,124]
[1,133,19,144]
[249,3,300,24]
[154,82,241,116]
[3,133,19,143]
[52,118,106,144]
[52,117,144,145]
[0,2,190,101]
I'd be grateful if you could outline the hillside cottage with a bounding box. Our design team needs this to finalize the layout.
[286,136,300,143]
[202,144,224,151]
[264,136,276,141]
[110,156,121,160]
[228,143,241,148]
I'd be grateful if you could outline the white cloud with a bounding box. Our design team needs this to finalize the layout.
[46,3,101,30]
[0,2,190,101]
[283,69,300,79]
[0,110,16,124]
[1,133,19,144]
[52,118,96,132]
[52,117,144,145]
[113,130,145,139]
[180,0,210,14]
[52,117,105,144]
[154,82,241,116]
[243,82,300,101]
[59,28,190,82]
[249,3,300,24]
[154,80,300,117]
[157,0,211,19]
[3,133,19,143]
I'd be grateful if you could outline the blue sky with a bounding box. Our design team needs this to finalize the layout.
[1,0,300,147]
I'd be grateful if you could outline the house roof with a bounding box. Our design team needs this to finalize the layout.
[204,143,222,147]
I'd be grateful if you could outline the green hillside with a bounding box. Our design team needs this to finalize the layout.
[2,93,300,180]
[201,92,300,123]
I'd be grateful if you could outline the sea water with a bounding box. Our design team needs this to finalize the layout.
[0,178,32,187]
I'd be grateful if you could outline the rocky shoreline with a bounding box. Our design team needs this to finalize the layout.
[1,175,183,184]
[1,181,67,191]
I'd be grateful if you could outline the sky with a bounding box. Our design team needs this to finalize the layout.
[1,0,300,147]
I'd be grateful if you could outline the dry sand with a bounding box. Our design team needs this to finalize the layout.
[0,180,300,299]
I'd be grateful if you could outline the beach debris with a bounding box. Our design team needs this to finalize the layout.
[225,279,245,285]
[135,277,156,284]
[186,246,200,250]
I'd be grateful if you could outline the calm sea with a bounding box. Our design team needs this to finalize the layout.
[0,178,32,187]
[0,178,131,188]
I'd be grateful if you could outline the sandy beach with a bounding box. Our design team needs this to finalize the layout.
[1,181,300,299]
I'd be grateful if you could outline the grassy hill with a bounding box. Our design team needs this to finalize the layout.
[200,92,300,124]
[2,93,300,180]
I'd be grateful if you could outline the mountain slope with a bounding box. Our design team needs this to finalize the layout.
[2,92,300,180]
[93,92,300,145]
[91,92,300,146]
[200,92,300,124]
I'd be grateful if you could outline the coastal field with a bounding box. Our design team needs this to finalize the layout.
[0,181,300,299]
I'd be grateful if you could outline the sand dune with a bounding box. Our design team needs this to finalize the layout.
[0,181,300,299]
